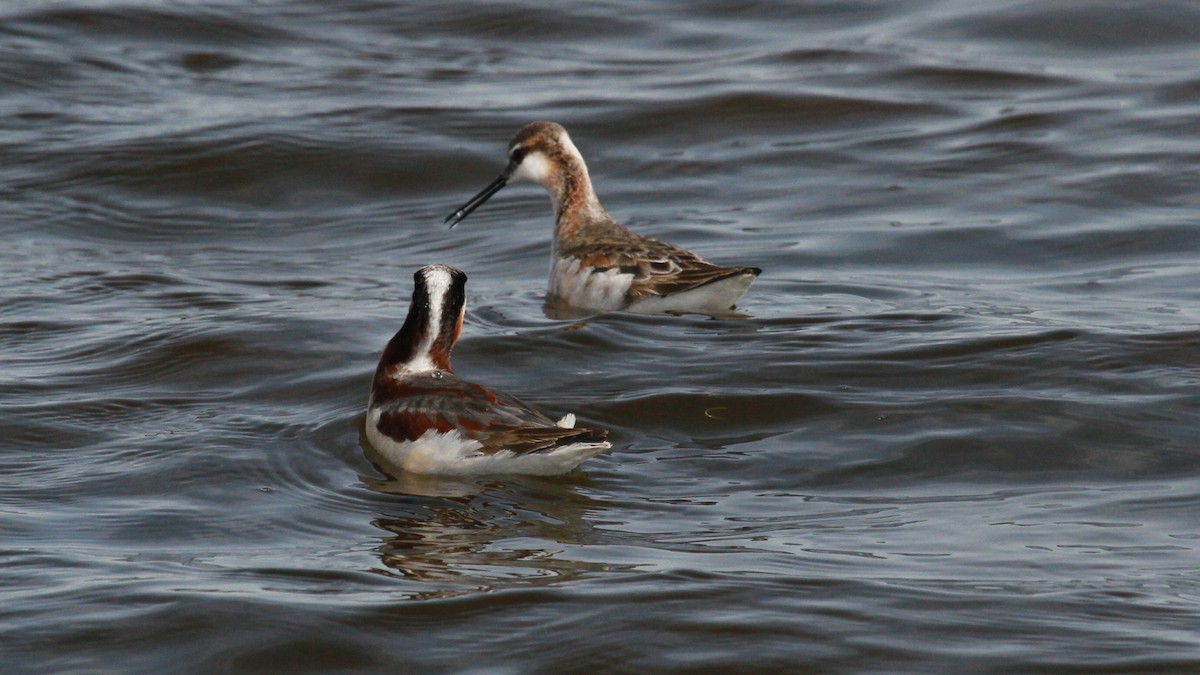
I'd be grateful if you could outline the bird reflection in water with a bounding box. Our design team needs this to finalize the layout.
[359,447,623,597]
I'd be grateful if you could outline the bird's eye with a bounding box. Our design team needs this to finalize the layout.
[509,148,527,164]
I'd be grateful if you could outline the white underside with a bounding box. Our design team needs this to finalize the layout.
[549,256,757,314]
[626,272,757,314]
[548,257,633,311]
[365,410,610,476]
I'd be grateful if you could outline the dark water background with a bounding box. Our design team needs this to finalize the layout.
[3,1,1200,672]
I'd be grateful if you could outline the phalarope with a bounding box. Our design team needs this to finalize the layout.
[445,121,761,315]
[366,264,610,475]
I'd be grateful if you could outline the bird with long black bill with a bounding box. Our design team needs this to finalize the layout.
[446,121,761,315]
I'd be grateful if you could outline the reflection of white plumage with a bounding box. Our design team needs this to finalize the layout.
[447,121,761,314]
[366,265,610,475]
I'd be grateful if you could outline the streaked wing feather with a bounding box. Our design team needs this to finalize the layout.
[372,373,606,455]
[563,235,752,300]
[477,424,609,455]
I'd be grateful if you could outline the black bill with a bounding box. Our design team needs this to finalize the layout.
[444,168,512,229]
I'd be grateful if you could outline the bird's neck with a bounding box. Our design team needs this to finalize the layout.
[549,157,606,238]
[374,301,457,383]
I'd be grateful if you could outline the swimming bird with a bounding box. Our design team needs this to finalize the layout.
[366,264,610,475]
[445,121,761,315]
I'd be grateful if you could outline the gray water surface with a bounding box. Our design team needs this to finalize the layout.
[3,1,1200,672]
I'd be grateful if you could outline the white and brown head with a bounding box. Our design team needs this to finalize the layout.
[374,264,467,379]
[445,121,600,227]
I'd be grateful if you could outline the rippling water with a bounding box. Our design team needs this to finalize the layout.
[4,1,1200,672]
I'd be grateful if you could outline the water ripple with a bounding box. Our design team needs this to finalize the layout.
[4,0,1200,672]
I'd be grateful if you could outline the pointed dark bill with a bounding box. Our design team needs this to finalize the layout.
[444,168,511,229]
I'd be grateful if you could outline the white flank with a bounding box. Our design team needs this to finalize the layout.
[627,272,757,315]
[366,411,609,476]
[549,254,758,315]
[548,256,635,311]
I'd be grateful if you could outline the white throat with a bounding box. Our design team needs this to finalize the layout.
[510,151,553,186]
